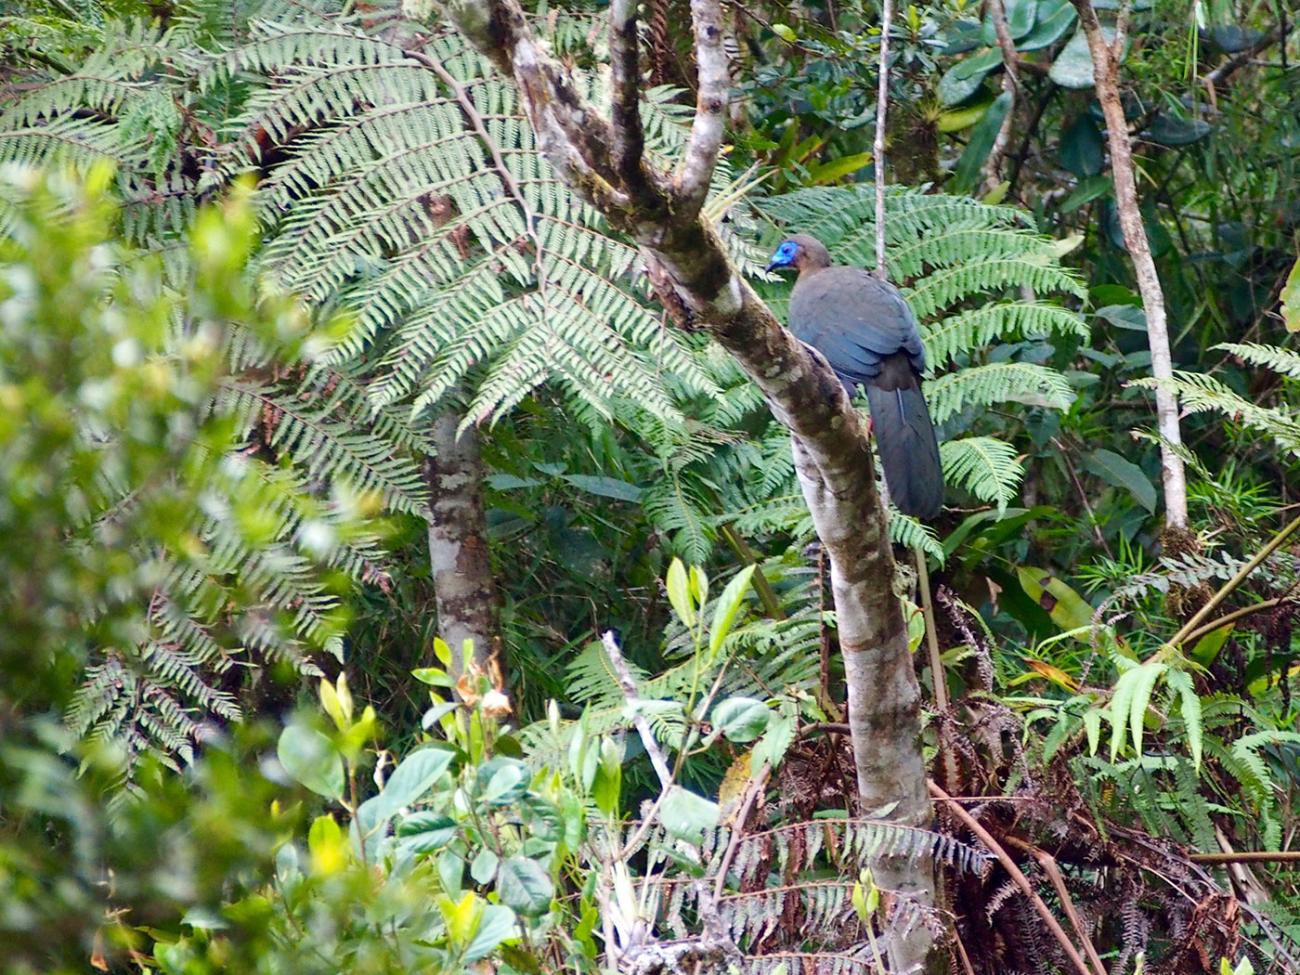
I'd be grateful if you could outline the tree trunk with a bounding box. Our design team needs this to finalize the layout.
[424,411,503,681]
[1070,0,1189,531]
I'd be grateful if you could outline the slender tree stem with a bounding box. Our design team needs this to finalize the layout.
[1069,0,1188,529]
[873,0,893,278]
[1159,513,1300,657]
[915,547,948,711]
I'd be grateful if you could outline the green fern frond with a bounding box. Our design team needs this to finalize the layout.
[925,302,1087,368]
[941,436,1024,511]
[1134,372,1300,456]
[1214,341,1300,378]
[926,362,1075,426]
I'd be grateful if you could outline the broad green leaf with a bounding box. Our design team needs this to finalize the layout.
[1083,448,1157,513]
[562,474,643,502]
[1059,114,1104,177]
[711,696,771,743]
[1095,304,1147,331]
[1189,623,1233,666]
[660,786,720,841]
[438,892,481,947]
[412,666,454,688]
[478,757,529,804]
[808,152,874,185]
[665,557,696,628]
[1049,27,1117,88]
[1281,256,1300,332]
[709,564,755,654]
[464,905,518,962]
[277,724,344,799]
[952,91,1013,194]
[470,848,499,884]
[593,738,622,815]
[307,815,346,875]
[688,565,708,616]
[1018,0,1075,49]
[981,0,1036,44]
[938,97,994,132]
[771,22,797,42]
[372,746,455,819]
[938,48,1003,107]
[752,709,797,771]
[496,856,554,917]
[1016,566,1095,634]
[1142,113,1213,146]
[397,812,458,853]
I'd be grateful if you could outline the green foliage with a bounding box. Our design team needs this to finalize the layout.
[0,167,414,774]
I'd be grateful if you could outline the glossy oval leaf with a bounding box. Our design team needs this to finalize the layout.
[277,724,344,799]
[1018,0,1076,50]
[712,696,771,743]
[497,856,554,917]
[1083,448,1156,513]
[938,48,1004,107]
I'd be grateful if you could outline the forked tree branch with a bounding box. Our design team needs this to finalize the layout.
[439,2,941,968]
[609,0,653,197]
[674,0,731,217]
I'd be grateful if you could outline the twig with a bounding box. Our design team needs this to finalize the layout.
[982,0,1019,192]
[1178,597,1289,647]
[718,523,785,619]
[928,781,1094,975]
[1189,850,1300,865]
[602,629,675,790]
[1004,837,1107,975]
[953,928,978,975]
[712,761,771,898]
[915,547,948,711]
[873,0,893,278]
[1158,513,1300,658]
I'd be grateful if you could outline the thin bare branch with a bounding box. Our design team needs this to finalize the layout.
[930,781,1095,975]
[609,0,650,191]
[982,0,1019,193]
[873,0,893,277]
[674,0,731,217]
[602,629,675,790]
[1004,837,1107,975]
[1069,0,1188,529]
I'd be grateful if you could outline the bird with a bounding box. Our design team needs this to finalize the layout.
[765,234,944,520]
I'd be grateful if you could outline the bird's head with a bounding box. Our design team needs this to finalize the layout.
[764,234,831,275]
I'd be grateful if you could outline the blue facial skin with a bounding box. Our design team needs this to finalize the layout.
[765,240,798,273]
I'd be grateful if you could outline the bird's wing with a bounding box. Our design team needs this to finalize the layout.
[789,267,927,390]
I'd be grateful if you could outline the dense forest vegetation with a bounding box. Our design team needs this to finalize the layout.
[1,0,1298,971]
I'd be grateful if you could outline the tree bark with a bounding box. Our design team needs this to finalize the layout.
[424,411,503,680]
[1070,0,1189,530]
[441,1,941,969]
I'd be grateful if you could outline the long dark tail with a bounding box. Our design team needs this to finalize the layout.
[865,355,944,519]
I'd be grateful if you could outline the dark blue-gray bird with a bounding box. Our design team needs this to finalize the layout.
[766,234,944,519]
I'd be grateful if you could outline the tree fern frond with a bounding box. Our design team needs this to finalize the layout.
[1214,341,1300,378]
[926,362,1075,426]
[941,436,1024,511]
[925,302,1087,368]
